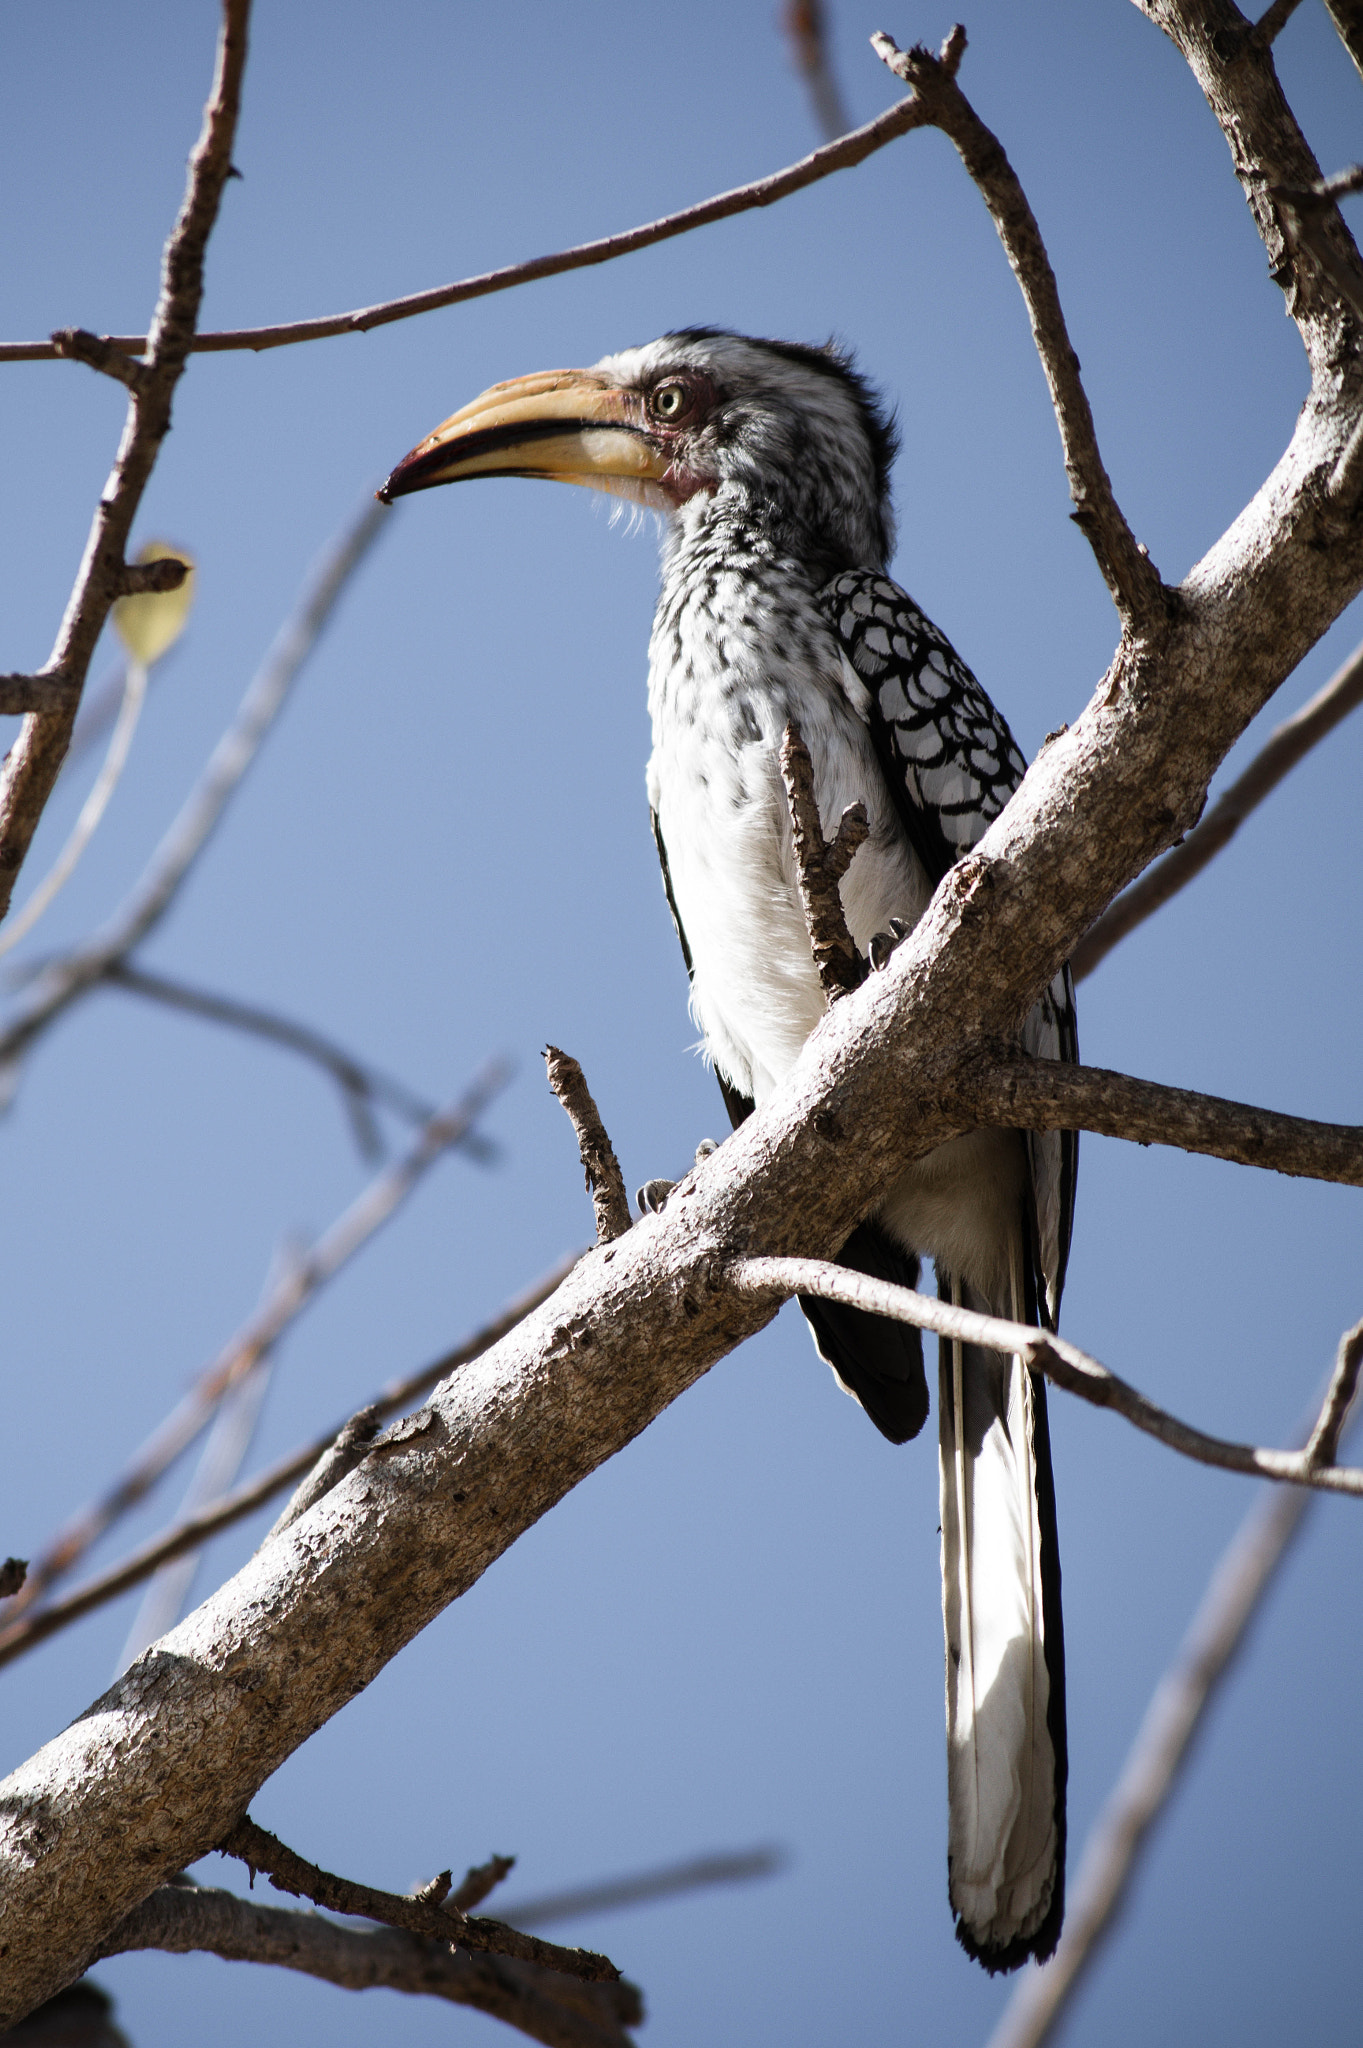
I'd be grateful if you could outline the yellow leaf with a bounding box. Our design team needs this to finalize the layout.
[113,540,196,666]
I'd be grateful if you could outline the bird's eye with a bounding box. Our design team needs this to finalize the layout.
[650,381,689,422]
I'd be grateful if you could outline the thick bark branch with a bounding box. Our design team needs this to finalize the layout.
[0,93,933,365]
[1324,0,1363,81]
[872,28,1164,624]
[218,1818,618,1984]
[0,0,250,919]
[97,1881,641,2048]
[965,1056,1363,1186]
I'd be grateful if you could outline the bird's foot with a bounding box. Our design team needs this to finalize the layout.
[637,1141,719,1217]
[867,917,911,972]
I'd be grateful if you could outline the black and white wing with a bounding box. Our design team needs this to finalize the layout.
[819,567,1078,1321]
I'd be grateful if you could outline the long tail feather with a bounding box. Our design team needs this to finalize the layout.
[939,1251,1065,1970]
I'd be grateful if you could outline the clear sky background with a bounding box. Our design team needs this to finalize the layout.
[2,4,1361,2045]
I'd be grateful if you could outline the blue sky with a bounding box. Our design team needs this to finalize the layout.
[2,4,1362,2045]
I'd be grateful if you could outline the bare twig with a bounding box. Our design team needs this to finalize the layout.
[262,1406,383,1544]
[451,1855,517,1916]
[504,1846,787,1929]
[1,1065,507,1622]
[104,961,441,1161]
[0,1256,579,1669]
[0,495,389,1101]
[219,1817,620,1985]
[1252,0,1305,44]
[98,1879,642,2048]
[778,721,867,1000]
[544,1048,632,1244]
[727,1258,1363,1498]
[965,1054,1363,1188]
[784,0,852,142]
[0,94,938,367]
[0,677,78,717]
[1303,1320,1363,1467]
[0,0,250,919]
[1075,633,1363,978]
[989,1346,1361,2048]
[871,28,1164,625]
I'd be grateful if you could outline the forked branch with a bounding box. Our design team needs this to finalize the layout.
[219,1817,620,1984]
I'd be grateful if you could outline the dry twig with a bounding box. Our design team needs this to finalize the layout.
[0,1253,579,1670]
[103,960,443,1160]
[727,1259,1363,1499]
[0,495,389,1101]
[871,27,1163,625]
[544,1048,632,1244]
[98,1879,641,2048]
[1075,632,1363,978]
[1,1064,507,1622]
[451,1854,517,1916]
[0,94,939,367]
[219,1817,620,1984]
[778,722,867,1000]
[965,1054,1363,1188]
[0,0,251,919]
[504,1846,786,1929]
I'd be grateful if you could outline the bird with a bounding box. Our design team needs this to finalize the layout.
[380,328,1077,1971]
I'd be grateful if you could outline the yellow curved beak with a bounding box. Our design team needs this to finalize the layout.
[378,369,666,501]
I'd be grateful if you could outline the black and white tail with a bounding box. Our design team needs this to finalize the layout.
[939,1254,1066,1971]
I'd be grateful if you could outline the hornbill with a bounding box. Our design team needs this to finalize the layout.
[381,330,1077,1971]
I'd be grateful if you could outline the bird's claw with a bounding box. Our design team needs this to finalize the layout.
[868,917,911,972]
[694,1138,719,1163]
[637,1177,676,1216]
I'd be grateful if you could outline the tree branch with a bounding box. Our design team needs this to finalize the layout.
[218,1818,619,1985]
[964,1055,1363,1187]
[778,722,867,1000]
[1133,0,1363,376]
[0,93,936,366]
[0,676,78,717]
[0,0,250,920]
[871,27,1165,625]
[103,961,444,1162]
[1252,0,1305,44]
[1,1066,507,1623]
[544,1049,632,1245]
[451,1854,517,1916]
[0,494,389,1095]
[97,1880,641,2048]
[728,1258,1363,1498]
[504,1846,787,1929]
[1074,631,1363,977]
[0,1255,580,1671]
[8,83,1363,2003]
